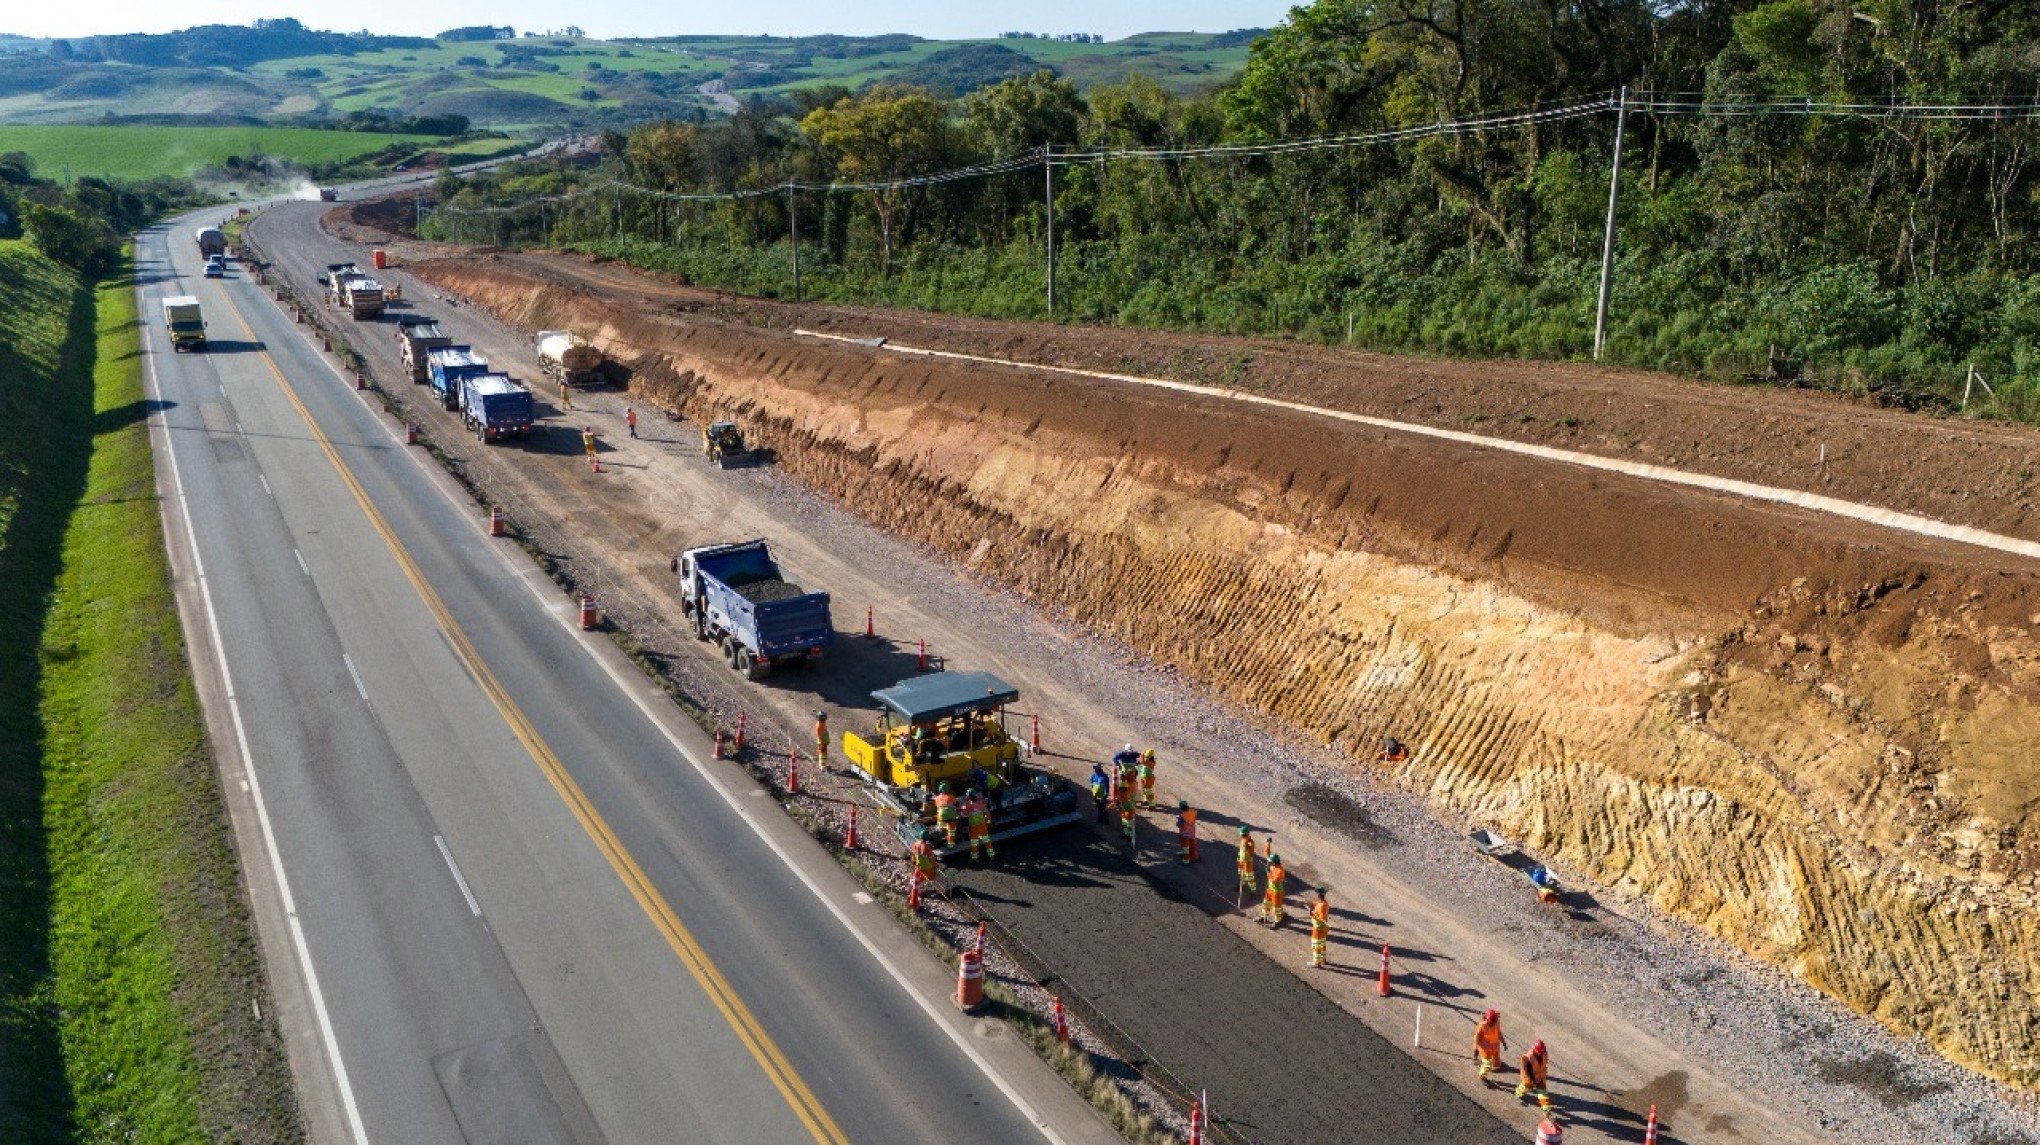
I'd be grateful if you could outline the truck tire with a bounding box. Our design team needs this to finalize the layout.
[743,655,768,682]
[723,638,738,667]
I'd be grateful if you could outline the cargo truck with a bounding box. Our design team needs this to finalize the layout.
[426,345,491,411]
[162,295,206,351]
[459,374,535,442]
[536,330,605,388]
[396,319,453,382]
[674,540,833,679]
[195,227,226,259]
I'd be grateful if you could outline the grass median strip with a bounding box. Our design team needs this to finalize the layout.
[0,241,298,1141]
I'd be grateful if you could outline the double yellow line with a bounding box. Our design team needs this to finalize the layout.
[213,283,849,1145]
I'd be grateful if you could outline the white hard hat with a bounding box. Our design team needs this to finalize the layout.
[1124,744,1135,752]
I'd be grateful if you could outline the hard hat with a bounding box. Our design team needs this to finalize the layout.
[1179,799,1190,810]
[1531,1039,1546,1055]
[1483,1008,1499,1022]
[1270,853,1281,865]
[1124,743,1135,752]
[1316,885,1328,895]
[937,781,949,793]
[1239,825,1251,835]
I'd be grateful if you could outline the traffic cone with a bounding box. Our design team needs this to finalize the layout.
[917,637,927,671]
[734,712,746,752]
[1378,943,1393,997]
[1030,714,1041,754]
[865,606,874,638]
[1188,1100,1203,1145]
[488,506,506,536]
[973,921,986,961]
[954,950,985,1012]
[907,868,922,912]
[592,454,601,474]
[713,730,725,760]
[579,595,598,630]
[1644,1105,1659,1144]
[1052,995,1068,1043]
[845,805,859,850]
[787,752,800,795]
[406,421,418,444]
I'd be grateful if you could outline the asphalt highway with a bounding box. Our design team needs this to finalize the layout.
[138,212,1111,1144]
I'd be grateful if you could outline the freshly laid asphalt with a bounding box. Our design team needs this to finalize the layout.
[137,211,1116,1145]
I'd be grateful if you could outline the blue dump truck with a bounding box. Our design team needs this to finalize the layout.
[674,540,832,679]
[459,373,534,443]
[426,345,490,412]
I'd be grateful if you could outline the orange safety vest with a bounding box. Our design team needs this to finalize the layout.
[1177,808,1196,840]
[911,842,937,879]
[1475,1018,1504,1056]
[1520,1048,1547,1090]
[934,793,958,820]
[1310,899,1329,938]
[1237,839,1254,873]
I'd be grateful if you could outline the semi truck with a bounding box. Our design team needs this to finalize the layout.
[396,319,453,381]
[195,227,226,259]
[674,540,833,680]
[536,330,604,388]
[426,345,491,411]
[459,374,535,442]
[162,295,206,351]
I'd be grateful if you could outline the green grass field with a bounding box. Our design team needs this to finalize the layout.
[0,242,298,1139]
[0,124,439,180]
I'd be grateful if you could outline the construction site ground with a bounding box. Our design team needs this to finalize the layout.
[254,203,2040,1145]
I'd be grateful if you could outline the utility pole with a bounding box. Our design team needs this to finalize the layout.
[1593,86,1628,362]
[1043,145,1056,315]
[787,182,801,302]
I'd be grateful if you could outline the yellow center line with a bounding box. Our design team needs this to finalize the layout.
[212,284,850,1145]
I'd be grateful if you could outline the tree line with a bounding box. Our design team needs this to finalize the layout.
[426,0,2040,418]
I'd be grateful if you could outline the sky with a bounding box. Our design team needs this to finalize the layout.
[6,1,1298,41]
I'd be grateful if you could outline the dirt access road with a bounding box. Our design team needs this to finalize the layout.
[272,207,2038,1144]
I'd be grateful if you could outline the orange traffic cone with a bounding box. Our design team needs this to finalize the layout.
[844,805,859,850]
[1378,943,1393,997]
[954,950,985,1012]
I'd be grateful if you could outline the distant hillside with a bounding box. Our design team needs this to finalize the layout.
[0,23,1263,131]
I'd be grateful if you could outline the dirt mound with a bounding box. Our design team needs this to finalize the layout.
[412,251,2040,1090]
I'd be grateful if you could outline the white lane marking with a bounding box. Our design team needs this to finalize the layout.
[851,892,873,905]
[259,473,273,497]
[795,328,2040,564]
[295,548,310,576]
[342,653,368,701]
[236,420,245,435]
[434,835,484,917]
[141,295,373,1145]
[261,254,1070,1144]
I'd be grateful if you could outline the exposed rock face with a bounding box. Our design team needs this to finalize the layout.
[415,254,2040,1089]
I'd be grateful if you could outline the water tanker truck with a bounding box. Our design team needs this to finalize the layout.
[674,540,832,680]
[195,227,226,259]
[536,330,604,389]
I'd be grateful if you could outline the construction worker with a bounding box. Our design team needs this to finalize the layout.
[1236,827,1258,899]
[1088,763,1110,823]
[984,765,1006,809]
[813,711,828,766]
[966,792,995,861]
[1120,792,1137,843]
[1377,736,1409,763]
[1175,801,1197,864]
[1137,749,1156,809]
[1261,853,1287,926]
[910,834,938,884]
[1516,1039,1551,1108]
[625,406,638,438]
[560,382,573,410]
[1534,1113,1563,1145]
[1474,1009,1508,1081]
[582,425,598,459]
[933,782,960,847]
[1111,743,1140,772]
[1308,887,1330,968]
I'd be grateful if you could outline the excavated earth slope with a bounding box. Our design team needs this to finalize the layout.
[414,252,2040,1091]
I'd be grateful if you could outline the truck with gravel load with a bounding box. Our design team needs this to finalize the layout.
[427,345,491,411]
[320,262,385,319]
[674,540,833,680]
[842,671,1082,860]
[396,319,453,382]
[536,330,604,389]
[459,374,535,443]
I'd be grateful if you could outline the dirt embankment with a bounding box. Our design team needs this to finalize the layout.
[413,252,2040,1091]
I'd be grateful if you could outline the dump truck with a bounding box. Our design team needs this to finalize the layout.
[162,295,206,352]
[459,374,535,443]
[842,671,1082,860]
[195,226,227,259]
[427,345,491,412]
[674,540,832,679]
[396,319,453,382]
[702,421,749,468]
[339,274,385,320]
[318,187,339,202]
[536,330,604,388]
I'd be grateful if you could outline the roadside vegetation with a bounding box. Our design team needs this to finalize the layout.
[0,238,300,1139]
[428,0,2040,421]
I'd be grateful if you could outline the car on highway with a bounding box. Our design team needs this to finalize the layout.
[203,260,224,278]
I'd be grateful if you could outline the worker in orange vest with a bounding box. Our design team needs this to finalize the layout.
[582,426,598,458]
[932,782,960,847]
[1261,854,1287,926]
[910,835,938,883]
[1474,1009,1508,1080]
[1533,1113,1563,1145]
[966,792,995,861]
[1137,749,1157,809]
[1119,792,1137,842]
[625,406,638,438]
[813,710,828,765]
[1175,801,1197,864]
[1236,827,1258,898]
[1516,1038,1551,1108]
[1308,887,1330,968]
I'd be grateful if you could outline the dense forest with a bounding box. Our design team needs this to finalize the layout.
[427,0,2040,416]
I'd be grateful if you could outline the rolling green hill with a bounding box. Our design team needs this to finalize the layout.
[0,123,461,180]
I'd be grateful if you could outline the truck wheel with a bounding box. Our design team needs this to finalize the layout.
[735,648,759,678]
[722,638,738,667]
[744,656,768,682]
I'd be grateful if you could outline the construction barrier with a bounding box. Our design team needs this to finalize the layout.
[1378,943,1393,997]
[372,249,388,270]
[489,506,506,536]
[406,422,418,445]
[954,950,985,1012]
[579,595,598,631]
